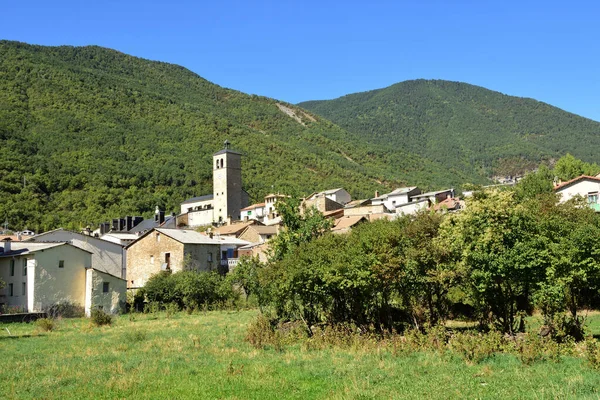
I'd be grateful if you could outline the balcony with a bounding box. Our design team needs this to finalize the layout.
[220,259,239,269]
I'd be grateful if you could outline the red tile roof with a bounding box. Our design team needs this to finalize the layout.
[241,203,265,212]
[553,175,600,191]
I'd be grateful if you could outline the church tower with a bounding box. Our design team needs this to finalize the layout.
[213,140,244,224]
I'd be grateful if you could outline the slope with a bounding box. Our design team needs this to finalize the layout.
[299,79,600,178]
[0,41,473,231]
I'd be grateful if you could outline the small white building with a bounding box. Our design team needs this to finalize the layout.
[554,175,600,211]
[0,240,125,315]
[241,202,266,222]
[371,187,421,210]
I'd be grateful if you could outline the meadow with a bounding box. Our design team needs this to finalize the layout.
[1,310,600,399]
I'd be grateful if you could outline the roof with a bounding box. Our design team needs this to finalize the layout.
[241,202,265,211]
[0,235,20,242]
[344,199,371,209]
[411,189,454,199]
[432,197,461,211]
[322,209,345,218]
[101,232,139,240]
[213,149,242,156]
[332,216,366,231]
[249,225,278,235]
[211,220,259,236]
[553,175,600,191]
[0,242,92,257]
[154,228,221,245]
[24,228,124,248]
[216,236,252,246]
[389,186,418,195]
[181,194,214,205]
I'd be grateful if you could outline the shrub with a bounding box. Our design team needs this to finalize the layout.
[246,315,279,349]
[583,338,600,369]
[44,301,85,318]
[124,329,147,343]
[91,309,113,327]
[165,302,179,318]
[35,318,56,332]
[449,331,503,364]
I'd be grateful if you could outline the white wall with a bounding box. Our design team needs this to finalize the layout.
[395,200,429,216]
[0,256,30,311]
[557,180,600,203]
[187,209,214,227]
[32,245,91,312]
[85,269,126,316]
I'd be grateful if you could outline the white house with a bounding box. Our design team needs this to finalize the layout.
[554,175,600,211]
[371,187,421,210]
[0,240,125,315]
[241,202,266,222]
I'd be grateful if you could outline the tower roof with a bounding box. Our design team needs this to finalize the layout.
[213,139,242,156]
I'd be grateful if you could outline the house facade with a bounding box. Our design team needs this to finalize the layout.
[554,175,600,211]
[0,240,125,315]
[125,228,222,289]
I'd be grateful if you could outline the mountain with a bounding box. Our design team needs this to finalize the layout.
[299,79,600,178]
[0,41,473,231]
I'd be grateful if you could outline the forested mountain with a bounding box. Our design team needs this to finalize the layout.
[299,80,600,178]
[0,41,475,231]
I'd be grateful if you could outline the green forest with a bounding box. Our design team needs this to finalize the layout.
[2,40,600,231]
[299,79,600,178]
[0,41,479,231]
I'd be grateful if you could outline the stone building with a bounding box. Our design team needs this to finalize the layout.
[125,228,222,289]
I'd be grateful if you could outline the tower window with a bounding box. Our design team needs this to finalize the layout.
[216,160,219,169]
[220,159,224,168]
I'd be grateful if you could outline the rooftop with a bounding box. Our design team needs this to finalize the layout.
[241,202,265,211]
[181,194,214,205]
[0,242,77,257]
[155,228,221,245]
[553,175,600,191]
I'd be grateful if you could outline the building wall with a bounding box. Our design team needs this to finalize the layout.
[344,204,388,217]
[183,243,221,272]
[31,230,123,278]
[180,198,213,215]
[329,190,351,205]
[395,200,429,216]
[31,245,91,312]
[241,206,265,222]
[303,197,344,213]
[238,227,262,244]
[126,232,185,288]
[187,209,214,228]
[85,269,127,316]
[557,180,600,203]
[0,256,31,311]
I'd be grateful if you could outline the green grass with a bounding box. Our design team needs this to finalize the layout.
[1,310,600,399]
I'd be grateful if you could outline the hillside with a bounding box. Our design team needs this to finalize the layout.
[299,80,600,178]
[0,41,475,231]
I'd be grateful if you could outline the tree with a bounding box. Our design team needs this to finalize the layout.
[439,190,549,333]
[554,153,600,182]
[228,255,263,303]
[514,165,555,201]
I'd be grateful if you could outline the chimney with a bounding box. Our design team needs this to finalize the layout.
[126,216,133,231]
[2,238,12,253]
[17,232,22,241]
[154,206,161,222]
[375,191,380,198]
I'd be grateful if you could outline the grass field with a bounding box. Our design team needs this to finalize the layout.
[1,310,600,399]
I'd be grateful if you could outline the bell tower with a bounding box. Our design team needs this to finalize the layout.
[213,140,243,224]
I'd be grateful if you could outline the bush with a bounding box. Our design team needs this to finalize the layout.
[35,318,56,332]
[44,302,85,318]
[91,309,113,326]
[144,270,238,310]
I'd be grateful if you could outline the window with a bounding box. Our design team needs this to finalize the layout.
[588,193,599,204]
[103,282,109,293]
[207,252,213,262]
[22,282,26,296]
[8,283,13,297]
[59,260,64,268]
[150,255,154,264]
[165,253,170,268]
[248,211,252,216]
[10,260,14,276]
[156,233,160,242]
[23,259,27,276]
[222,250,227,260]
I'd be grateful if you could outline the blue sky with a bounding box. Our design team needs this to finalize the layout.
[2,1,599,121]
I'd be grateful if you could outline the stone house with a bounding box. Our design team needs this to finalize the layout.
[125,228,222,289]
[238,225,279,244]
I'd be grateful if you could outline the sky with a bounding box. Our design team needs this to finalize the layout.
[2,1,599,121]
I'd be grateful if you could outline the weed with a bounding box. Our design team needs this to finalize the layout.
[165,302,179,318]
[91,309,113,327]
[583,338,600,369]
[124,330,147,343]
[35,318,57,332]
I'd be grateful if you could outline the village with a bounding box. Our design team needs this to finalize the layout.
[0,141,598,317]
